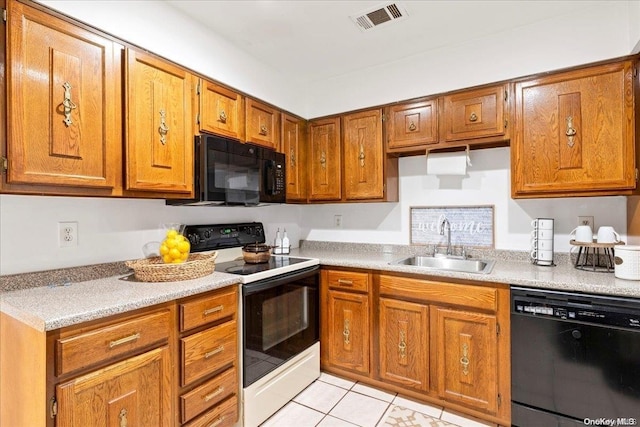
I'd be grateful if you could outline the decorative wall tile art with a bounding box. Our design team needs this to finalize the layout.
[410,206,494,248]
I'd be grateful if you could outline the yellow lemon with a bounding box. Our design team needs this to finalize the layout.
[180,252,189,261]
[171,258,183,264]
[162,254,172,263]
[165,238,177,249]
[166,229,178,239]
[178,241,190,254]
[169,248,181,259]
[159,244,169,255]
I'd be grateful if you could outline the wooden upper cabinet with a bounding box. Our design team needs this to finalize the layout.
[386,99,438,152]
[343,109,384,200]
[198,80,245,141]
[6,1,122,190]
[282,113,307,202]
[512,60,635,198]
[308,117,341,201]
[125,49,194,195]
[246,98,280,150]
[440,84,508,143]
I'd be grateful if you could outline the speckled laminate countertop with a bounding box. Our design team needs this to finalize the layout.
[0,271,241,331]
[3,244,640,332]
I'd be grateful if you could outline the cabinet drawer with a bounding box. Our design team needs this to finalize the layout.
[181,320,237,386]
[180,288,237,332]
[181,367,237,423]
[379,275,497,312]
[326,270,369,292]
[184,394,237,427]
[56,310,170,376]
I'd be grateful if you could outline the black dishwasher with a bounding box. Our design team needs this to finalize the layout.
[511,286,640,427]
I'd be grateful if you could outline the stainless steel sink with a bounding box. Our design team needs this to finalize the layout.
[390,256,495,274]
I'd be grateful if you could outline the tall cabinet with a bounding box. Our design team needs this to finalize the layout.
[308,118,342,201]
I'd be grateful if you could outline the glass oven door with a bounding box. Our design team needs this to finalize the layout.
[242,266,319,387]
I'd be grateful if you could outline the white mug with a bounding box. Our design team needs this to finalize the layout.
[531,249,553,262]
[570,225,593,243]
[531,218,554,230]
[535,239,554,250]
[532,229,554,240]
[596,226,620,244]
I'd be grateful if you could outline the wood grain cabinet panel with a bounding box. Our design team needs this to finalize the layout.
[6,1,122,190]
[246,98,280,150]
[125,48,194,195]
[55,346,172,427]
[434,307,498,415]
[183,395,237,427]
[181,320,237,386]
[326,270,370,293]
[326,289,370,375]
[379,297,429,392]
[282,113,308,201]
[440,84,507,142]
[343,109,385,200]
[198,80,245,140]
[386,100,438,152]
[512,60,635,197]
[308,117,342,201]
[179,288,237,332]
[180,367,237,423]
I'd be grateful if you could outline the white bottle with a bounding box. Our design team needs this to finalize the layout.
[274,228,282,255]
[282,229,290,254]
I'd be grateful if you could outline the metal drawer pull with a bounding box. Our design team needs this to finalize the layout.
[204,345,224,359]
[207,416,225,427]
[337,279,353,286]
[203,305,224,316]
[460,343,470,375]
[398,331,407,358]
[219,110,227,123]
[259,124,268,136]
[290,148,296,167]
[62,82,77,127]
[408,121,416,131]
[158,109,169,145]
[343,319,351,345]
[119,408,128,427]
[204,386,225,402]
[320,151,326,169]
[469,112,478,122]
[566,116,577,147]
[359,144,365,167]
[109,333,140,348]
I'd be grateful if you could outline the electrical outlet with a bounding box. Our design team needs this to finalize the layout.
[334,215,343,228]
[578,216,594,229]
[59,221,78,247]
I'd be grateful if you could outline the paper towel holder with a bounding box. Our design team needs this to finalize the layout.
[425,145,472,167]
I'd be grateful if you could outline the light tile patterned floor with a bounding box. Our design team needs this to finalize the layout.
[260,372,497,427]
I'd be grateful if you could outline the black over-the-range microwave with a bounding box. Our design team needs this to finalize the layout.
[167,133,286,206]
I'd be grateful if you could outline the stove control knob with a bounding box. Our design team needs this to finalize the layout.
[204,229,212,239]
[188,234,200,245]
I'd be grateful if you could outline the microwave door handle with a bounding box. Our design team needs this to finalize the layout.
[265,160,276,195]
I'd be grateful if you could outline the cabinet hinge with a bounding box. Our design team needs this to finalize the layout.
[504,90,508,102]
[196,112,200,125]
[504,119,508,129]
[635,68,638,78]
[498,393,502,407]
[381,113,387,122]
[196,80,201,95]
[1,156,7,173]
[50,396,58,418]
[496,322,501,335]
[2,8,7,23]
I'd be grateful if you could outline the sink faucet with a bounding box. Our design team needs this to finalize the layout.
[439,216,452,256]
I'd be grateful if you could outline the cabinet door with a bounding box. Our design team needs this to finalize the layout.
[125,49,194,195]
[6,1,121,189]
[308,118,341,201]
[379,297,429,392]
[56,346,172,427]
[434,307,498,415]
[440,85,507,142]
[327,290,369,374]
[246,98,280,150]
[386,100,438,151]
[282,113,307,201]
[512,61,635,197]
[199,80,244,141]
[343,109,383,200]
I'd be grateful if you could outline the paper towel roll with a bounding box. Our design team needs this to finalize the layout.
[426,151,469,176]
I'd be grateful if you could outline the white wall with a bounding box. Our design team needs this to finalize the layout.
[305,2,632,118]
[301,148,627,253]
[0,196,302,275]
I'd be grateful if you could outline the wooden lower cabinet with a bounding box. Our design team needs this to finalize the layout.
[434,307,498,415]
[322,269,510,426]
[55,346,172,426]
[379,297,429,392]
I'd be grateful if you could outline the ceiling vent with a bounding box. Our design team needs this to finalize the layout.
[350,2,408,32]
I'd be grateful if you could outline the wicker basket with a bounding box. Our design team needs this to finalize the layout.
[126,251,218,282]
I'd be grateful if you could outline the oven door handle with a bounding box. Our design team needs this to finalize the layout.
[242,265,319,296]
